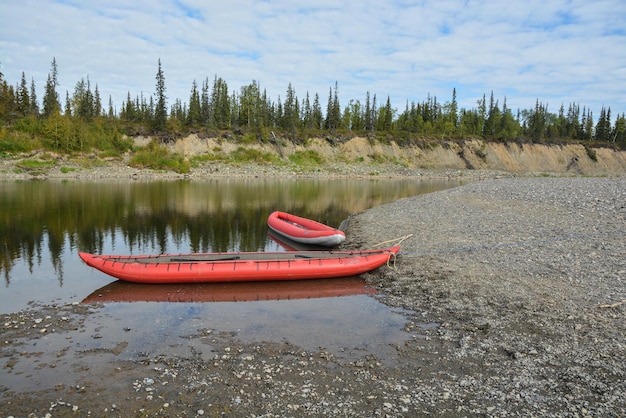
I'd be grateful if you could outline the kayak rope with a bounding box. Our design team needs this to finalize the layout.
[371,234,413,270]
[373,234,413,248]
[386,251,397,269]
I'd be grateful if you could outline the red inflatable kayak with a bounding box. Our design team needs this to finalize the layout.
[79,246,399,284]
[267,211,346,247]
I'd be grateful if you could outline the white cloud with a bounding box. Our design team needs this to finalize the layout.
[1,0,624,119]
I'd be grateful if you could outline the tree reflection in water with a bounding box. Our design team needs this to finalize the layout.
[0,178,458,312]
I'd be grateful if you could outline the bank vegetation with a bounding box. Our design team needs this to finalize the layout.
[1,58,625,175]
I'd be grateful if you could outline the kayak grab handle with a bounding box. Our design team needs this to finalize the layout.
[170,256,242,262]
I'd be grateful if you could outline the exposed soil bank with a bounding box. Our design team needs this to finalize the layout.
[2,176,624,416]
[170,135,626,176]
[1,135,625,179]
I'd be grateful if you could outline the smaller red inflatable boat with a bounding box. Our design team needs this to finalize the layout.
[267,211,346,247]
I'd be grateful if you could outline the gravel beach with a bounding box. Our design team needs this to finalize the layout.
[346,176,626,417]
[2,175,625,417]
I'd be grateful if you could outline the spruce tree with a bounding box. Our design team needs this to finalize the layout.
[29,77,39,116]
[312,93,322,129]
[108,95,114,118]
[302,92,312,129]
[200,78,210,125]
[94,84,101,117]
[64,91,71,116]
[283,83,297,132]
[364,91,372,132]
[43,58,60,116]
[153,59,167,131]
[187,80,201,126]
[371,94,377,132]
[332,82,341,129]
[16,71,30,116]
[324,82,341,130]
[325,86,334,129]
[613,113,625,144]
[450,88,458,127]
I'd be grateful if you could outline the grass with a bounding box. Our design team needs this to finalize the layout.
[16,159,57,175]
[0,130,42,153]
[368,153,387,164]
[229,147,280,164]
[128,142,190,174]
[288,150,324,166]
[189,153,225,167]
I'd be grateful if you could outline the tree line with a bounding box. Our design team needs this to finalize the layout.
[1,58,625,153]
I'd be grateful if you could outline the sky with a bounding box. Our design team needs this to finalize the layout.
[2,0,626,121]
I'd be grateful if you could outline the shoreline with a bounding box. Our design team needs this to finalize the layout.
[2,156,611,182]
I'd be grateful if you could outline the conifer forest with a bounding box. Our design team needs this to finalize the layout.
[1,58,625,155]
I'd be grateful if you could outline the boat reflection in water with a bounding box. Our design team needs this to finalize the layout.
[267,229,329,251]
[82,276,376,304]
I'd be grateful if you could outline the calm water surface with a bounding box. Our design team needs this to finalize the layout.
[0,178,458,364]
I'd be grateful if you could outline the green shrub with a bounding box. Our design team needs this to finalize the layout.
[230,147,278,164]
[0,128,41,153]
[110,133,135,153]
[288,150,324,166]
[16,159,56,175]
[240,133,258,145]
[17,159,55,169]
[189,153,226,167]
[129,143,190,173]
[584,145,598,162]
[368,153,387,163]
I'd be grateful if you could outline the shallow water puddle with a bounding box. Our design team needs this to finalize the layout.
[2,285,414,393]
[96,294,412,357]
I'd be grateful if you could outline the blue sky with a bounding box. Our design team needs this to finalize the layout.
[2,0,625,120]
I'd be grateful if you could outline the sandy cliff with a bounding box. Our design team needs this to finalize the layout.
[170,135,626,176]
